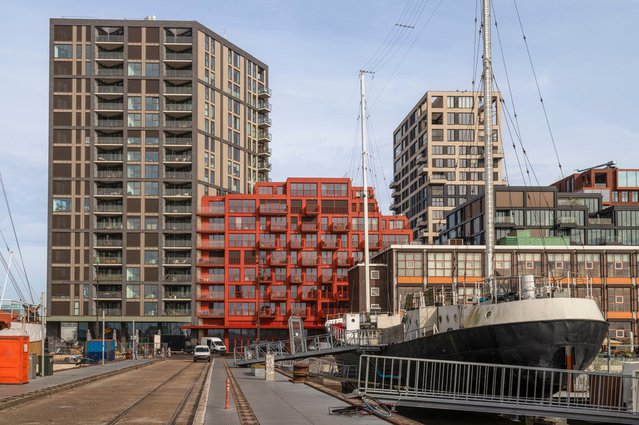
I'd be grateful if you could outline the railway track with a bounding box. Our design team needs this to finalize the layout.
[0,358,210,425]
[107,360,210,425]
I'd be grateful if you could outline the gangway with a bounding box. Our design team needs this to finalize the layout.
[357,354,639,424]
[233,328,383,367]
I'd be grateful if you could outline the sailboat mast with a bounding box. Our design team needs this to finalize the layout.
[482,0,496,300]
[359,70,371,314]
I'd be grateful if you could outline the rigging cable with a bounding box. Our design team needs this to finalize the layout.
[512,0,564,178]
[0,172,34,304]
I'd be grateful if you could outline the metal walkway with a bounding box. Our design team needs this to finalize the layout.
[233,329,382,367]
[357,354,639,424]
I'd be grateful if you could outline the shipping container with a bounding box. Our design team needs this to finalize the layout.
[0,336,30,384]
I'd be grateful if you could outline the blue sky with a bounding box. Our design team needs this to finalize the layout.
[0,0,637,300]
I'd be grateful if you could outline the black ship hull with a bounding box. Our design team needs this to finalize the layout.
[380,319,608,370]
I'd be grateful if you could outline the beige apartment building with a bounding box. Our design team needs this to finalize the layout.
[47,18,271,340]
[390,91,505,243]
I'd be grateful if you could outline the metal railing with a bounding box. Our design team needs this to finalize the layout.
[358,354,639,423]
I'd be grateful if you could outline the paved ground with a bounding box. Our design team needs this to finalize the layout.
[0,358,155,400]
[225,361,389,425]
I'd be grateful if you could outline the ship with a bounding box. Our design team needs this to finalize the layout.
[332,0,608,372]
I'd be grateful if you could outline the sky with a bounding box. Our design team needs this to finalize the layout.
[0,0,637,301]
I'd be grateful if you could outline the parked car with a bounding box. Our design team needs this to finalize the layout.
[193,345,211,362]
[200,337,227,354]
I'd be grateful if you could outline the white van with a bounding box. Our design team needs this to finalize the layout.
[200,337,227,353]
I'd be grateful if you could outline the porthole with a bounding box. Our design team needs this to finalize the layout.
[486,311,492,318]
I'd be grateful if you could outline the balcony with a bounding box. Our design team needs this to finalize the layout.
[164,70,193,78]
[165,52,193,61]
[197,207,225,216]
[165,102,193,111]
[164,154,192,162]
[196,291,225,301]
[164,239,192,248]
[95,238,123,247]
[197,240,225,250]
[495,216,516,227]
[163,292,192,300]
[165,119,193,128]
[257,146,272,157]
[196,257,224,267]
[259,204,287,215]
[96,153,123,162]
[95,274,122,281]
[426,173,448,185]
[301,291,318,301]
[165,35,193,44]
[257,131,272,142]
[164,222,192,231]
[95,68,124,77]
[197,275,225,284]
[95,34,124,43]
[165,308,191,316]
[270,288,288,300]
[164,188,192,197]
[269,223,287,233]
[165,86,192,95]
[164,274,192,282]
[95,187,123,196]
[96,136,124,145]
[290,240,303,249]
[198,309,224,318]
[270,256,287,266]
[258,87,272,97]
[258,240,277,250]
[257,116,272,127]
[96,119,124,127]
[198,223,225,232]
[164,171,193,179]
[163,256,191,265]
[95,85,124,94]
[290,274,303,284]
[258,101,272,112]
[301,258,318,266]
[164,136,192,146]
[96,102,124,110]
[320,239,339,250]
[331,223,349,233]
[95,204,123,213]
[164,205,192,214]
[94,256,122,265]
[97,308,122,316]
[258,161,272,172]
[336,257,354,267]
[556,216,578,228]
[95,290,122,298]
[300,223,318,233]
[95,222,123,230]
[96,51,124,60]
[257,307,276,318]
[258,274,273,283]
[389,180,399,190]
[303,205,319,216]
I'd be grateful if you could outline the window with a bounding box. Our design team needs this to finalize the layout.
[458,253,482,277]
[52,198,71,212]
[127,182,141,195]
[54,44,73,58]
[127,217,141,229]
[126,284,140,299]
[144,302,157,316]
[141,181,157,196]
[145,113,159,127]
[127,113,141,127]
[145,63,159,76]
[428,252,452,277]
[126,267,140,281]
[144,251,158,264]
[145,96,159,111]
[371,270,380,280]
[398,252,423,277]
[127,165,141,178]
[127,62,142,76]
[128,96,141,110]
[144,285,158,299]
[145,165,158,178]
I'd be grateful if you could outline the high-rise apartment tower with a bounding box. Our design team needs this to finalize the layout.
[47,18,271,340]
[389,91,504,243]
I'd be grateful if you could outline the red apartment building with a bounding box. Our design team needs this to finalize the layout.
[189,178,411,349]
[553,168,639,207]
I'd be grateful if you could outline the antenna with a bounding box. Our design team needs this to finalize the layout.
[359,70,373,314]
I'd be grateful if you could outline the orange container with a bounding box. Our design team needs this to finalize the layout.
[0,335,30,384]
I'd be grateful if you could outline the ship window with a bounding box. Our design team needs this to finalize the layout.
[615,261,623,270]
[370,287,380,297]
[616,329,625,338]
[370,270,380,280]
[585,262,593,270]
[615,296,624,304]
[554,262,563,270]
[525,261,534,270]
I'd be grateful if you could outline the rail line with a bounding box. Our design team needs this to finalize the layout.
[223,359,259,425]
[106,360,209,425]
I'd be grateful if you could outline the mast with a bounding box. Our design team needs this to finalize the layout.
[359,70,371,314]
[482,0,496,300]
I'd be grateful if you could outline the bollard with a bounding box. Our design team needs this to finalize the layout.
[225,376,230,409]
